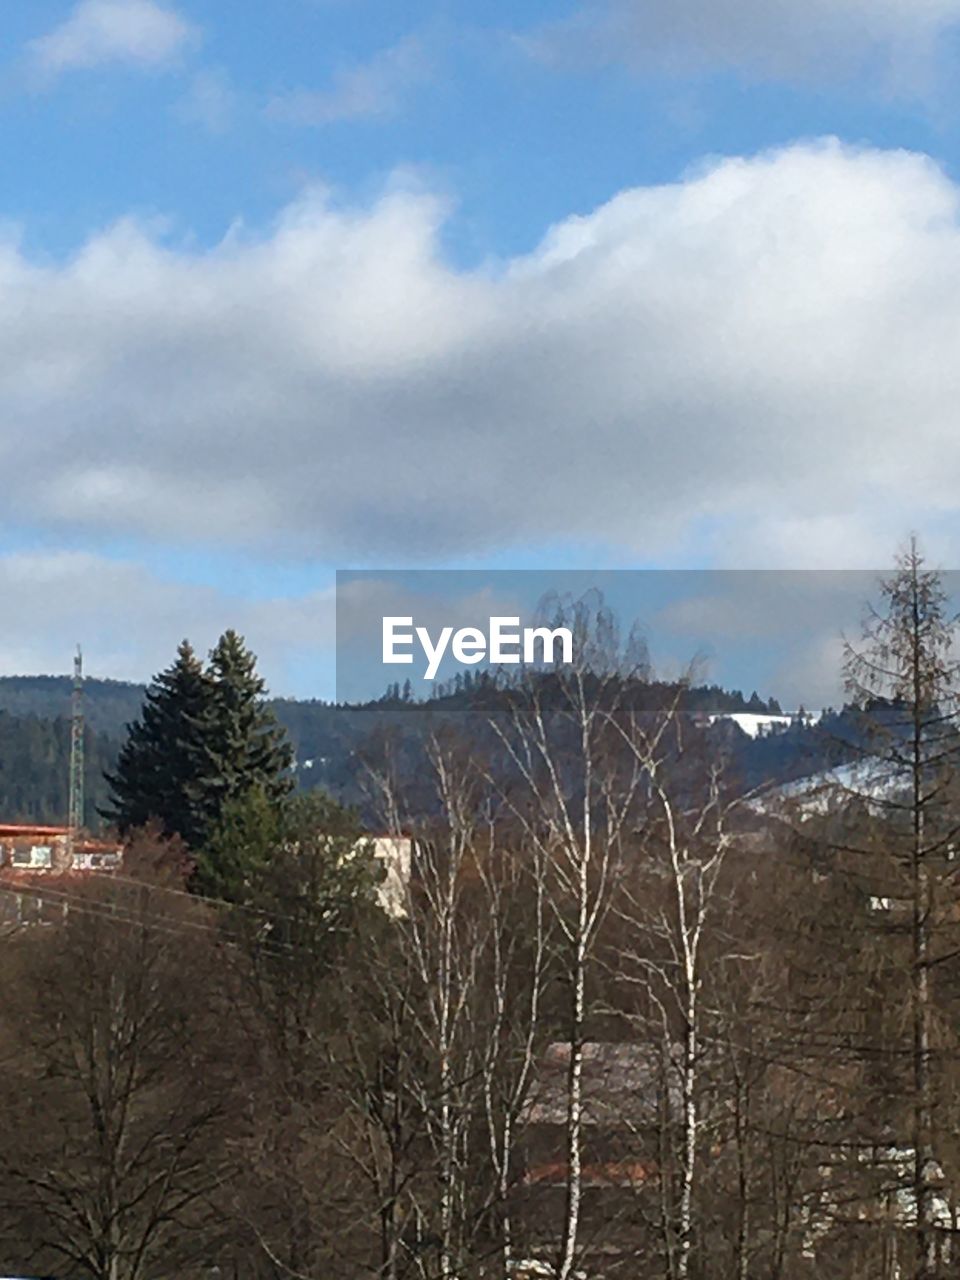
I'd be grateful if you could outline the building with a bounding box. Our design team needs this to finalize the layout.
[371,835,412,918]
[0,825,123,927]
[0,824,122,874]
[515,1041,674,1276]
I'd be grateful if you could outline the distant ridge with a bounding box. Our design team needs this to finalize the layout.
[0,672,834,829]
[0,675,147,737]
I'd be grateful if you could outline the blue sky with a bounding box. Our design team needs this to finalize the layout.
[6,0,960,263]
[5,0,960,697]
[336,568,904,708]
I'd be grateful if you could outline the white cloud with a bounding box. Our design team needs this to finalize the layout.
[525,0,960,91]
[649,569,960,709]
[335,575,530,699]
[0,551,334,695]
[5,140,960,567]
[266,37,428,126]
[29,0,196,78]
[174,68,237,134]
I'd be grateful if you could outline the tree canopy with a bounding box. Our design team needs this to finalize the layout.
[103,632,293,855]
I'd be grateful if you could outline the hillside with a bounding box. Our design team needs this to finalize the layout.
[0,674,829,829]
[0,709,120,827]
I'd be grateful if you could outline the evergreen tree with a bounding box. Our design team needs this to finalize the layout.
[194,786,375,908]
[102,641,215,846]
[103,633,293,855]
[192,630,294,846]
[191,783,283,902]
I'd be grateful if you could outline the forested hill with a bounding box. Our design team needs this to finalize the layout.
[0,674,820,828]
[0,710,119,826]
[0,676,145,736]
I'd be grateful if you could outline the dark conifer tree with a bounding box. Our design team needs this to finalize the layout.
[104,632,293,858]
[102,640,214,846]
[193,630,294,843]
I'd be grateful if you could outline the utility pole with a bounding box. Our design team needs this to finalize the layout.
[68,645,84,842]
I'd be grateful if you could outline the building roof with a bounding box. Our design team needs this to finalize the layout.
[0,824,71,839]
[524,1159,657,1188]
[524,1041,677,1128]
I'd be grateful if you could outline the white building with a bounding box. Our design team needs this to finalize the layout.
[370,836,412,918]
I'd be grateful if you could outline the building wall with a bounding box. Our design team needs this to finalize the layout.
[372,836,412,918]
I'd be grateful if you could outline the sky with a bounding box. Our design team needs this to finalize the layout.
[5,0,960,698]
[335,569,900,709]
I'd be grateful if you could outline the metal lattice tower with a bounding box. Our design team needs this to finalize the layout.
[68,645,84,837]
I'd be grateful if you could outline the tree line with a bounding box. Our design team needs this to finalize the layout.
[0,661,800,830]
[0,708,116,824]
[1,550,959,1278]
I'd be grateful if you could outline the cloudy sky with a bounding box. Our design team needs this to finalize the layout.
[4,0,960,696]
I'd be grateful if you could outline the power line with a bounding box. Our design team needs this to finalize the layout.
[0,873,379,958]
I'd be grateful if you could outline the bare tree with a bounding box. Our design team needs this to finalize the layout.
[842,540,960,1278]
[356,730,505,1280]
[608,695,744,1280]
[488,598,647,1280]
[473,806,553,1279]
[0,874,238,1280]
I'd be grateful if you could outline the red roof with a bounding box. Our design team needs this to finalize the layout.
[524,1160,658,1188]
[0,826,121,855]
[0,824,71,839]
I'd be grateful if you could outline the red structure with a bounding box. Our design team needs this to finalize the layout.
[0,824,122,873]
[0,825,123,928]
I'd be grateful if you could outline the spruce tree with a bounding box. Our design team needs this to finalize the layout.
[193,629,294,846]
[104,632,293,858]
[102,640,215,846]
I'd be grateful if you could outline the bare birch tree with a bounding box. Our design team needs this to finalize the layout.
[488,597,647,1280]
[360,729,511,1279]
[607,693,744,1280]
